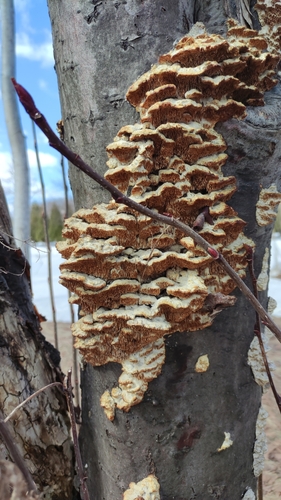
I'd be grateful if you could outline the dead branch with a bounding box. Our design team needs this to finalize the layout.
[0,414,39,495]
[64,371,90,500]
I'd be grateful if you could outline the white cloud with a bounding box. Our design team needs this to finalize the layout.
[27,149,58,168]
[16,32,54,67]
[0,149,58,172]
[0,151,13,180]
[37,131,49,144]
[14,0,31,30]
[0,151,14,195]
[38,79,48,90]
[14,0,30,13]
[30,179,40,194]
[0,147,66,211]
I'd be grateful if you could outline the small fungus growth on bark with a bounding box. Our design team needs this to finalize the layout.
[217,432,233,452]
[248,331,273,389]
[195,354,209,372]
[256,185,281,226]
[57,20,280,419]
[123,474,160,500]
[256,247,270,291]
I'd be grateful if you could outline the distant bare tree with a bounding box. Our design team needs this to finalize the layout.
[0,0,30,259]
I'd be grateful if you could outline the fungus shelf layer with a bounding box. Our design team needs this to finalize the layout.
[57,20,279,419]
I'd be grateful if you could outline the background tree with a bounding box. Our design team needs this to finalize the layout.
[30,202,63,242]
[48,203,63,242]
[274,203,281,233]
[0,0,30,259]
[47,1,281,498]
[30,202,45,242]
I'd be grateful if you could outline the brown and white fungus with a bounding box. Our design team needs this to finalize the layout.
[57,21,279,419]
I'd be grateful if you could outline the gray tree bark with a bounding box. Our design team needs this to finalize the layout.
[47,1,281,498]
[0,187,74,499]
[0,0,30,261]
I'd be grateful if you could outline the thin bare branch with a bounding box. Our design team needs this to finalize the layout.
[60,153,69,219]
[69,302,80,405]
[245,245,281,413]
[258,474,263,500]
[64,371,90,500]
[0,414,39,495]
[0,235,27,278]
[60,150,80,404]
[12,79,281,346]
[31,120,58,349]
[4,382,63,423]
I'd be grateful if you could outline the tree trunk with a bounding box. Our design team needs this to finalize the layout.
[47,1,281,498]
[0,0,30,260]
[0,187,74,499]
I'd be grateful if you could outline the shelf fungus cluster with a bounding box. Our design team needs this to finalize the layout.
[57,20,279,420]
[255,0,281,54]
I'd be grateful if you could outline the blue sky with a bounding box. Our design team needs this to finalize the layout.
[0,0,71,212]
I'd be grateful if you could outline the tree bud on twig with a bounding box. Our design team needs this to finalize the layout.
[11,78,40,118]
[193,207,214,231]
[207,247,220,259]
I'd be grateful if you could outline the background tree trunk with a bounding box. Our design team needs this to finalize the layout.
[0,0,30,260]
[0,187,74,499]
[47,1,281,498]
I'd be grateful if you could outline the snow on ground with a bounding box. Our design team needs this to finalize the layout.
[30,243,78,322]
[30,238,281,323]
[269,235,281,316]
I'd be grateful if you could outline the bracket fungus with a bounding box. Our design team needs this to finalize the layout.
[57,20,280,419]
[256,185,281,226]
[255,0,281,54]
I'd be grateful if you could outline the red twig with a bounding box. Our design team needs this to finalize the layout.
[11,78,281,346]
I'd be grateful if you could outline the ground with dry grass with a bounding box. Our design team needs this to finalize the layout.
[41,319,281,499]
